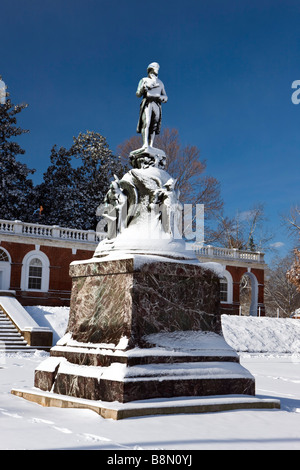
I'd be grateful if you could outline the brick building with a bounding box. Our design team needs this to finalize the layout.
[193,245,266,316]
[0,219,266,315]
[0,220,103,306]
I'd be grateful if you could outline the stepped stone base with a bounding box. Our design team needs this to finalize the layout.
[34,330,255,403]
[11,388,280,420]
[26,254,261,412]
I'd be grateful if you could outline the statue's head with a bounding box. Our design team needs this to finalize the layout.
[147,62,160,76]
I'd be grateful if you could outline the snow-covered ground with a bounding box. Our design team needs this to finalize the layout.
[1,307,300,450]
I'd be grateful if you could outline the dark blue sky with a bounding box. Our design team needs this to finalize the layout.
[1,0,300,260]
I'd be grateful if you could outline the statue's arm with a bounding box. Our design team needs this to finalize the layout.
[136,78,147,98]
[146,81,168,102]
[160,83,168,103]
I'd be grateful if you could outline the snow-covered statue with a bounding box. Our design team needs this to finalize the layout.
[96,176,128,240]
[136,62,168,149]
[130,62,168,170]
[94,63,191,258]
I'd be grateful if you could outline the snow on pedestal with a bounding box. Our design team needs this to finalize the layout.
[30,146,257,408]
[32,252,255,404]
[12,63,273,418]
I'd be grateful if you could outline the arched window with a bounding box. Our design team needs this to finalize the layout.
[220,270,233,304]
[240,271,258,316]
[28,258,43,290]
[0,248,11,290]
[21,251,50,292]
[0,249,9,262]
[220,277,228,302]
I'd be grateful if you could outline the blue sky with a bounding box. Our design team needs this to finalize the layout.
[1,0,299,262]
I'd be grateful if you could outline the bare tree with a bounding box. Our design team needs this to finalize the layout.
[284,206,300,291]
[284,205,300,235]
[117,128,224,239]
[287,249,300,292]
[209,203,273,251]
[265,253,300,317]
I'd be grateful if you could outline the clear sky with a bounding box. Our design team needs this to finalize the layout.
[1,0,299,261]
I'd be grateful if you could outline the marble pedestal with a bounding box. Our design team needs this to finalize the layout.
[33,254,255,404]
[67,254,222,347]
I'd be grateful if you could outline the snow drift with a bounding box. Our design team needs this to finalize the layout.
[24,306,300,354]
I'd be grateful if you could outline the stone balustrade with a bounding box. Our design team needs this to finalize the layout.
[0,219,106,244]
[191,243,265,264]
[0,219,264,263]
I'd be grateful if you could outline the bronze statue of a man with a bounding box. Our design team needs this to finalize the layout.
[136,62,168,149]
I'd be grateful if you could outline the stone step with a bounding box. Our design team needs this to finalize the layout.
[0,313,33,350]
[0,330,22,335]
[0,328,21,333]
[35,356,256,403]
[0,315,29,349]
[0,328,20,333]
[50,343,240,367]
[0,335,23,340]
[0,336,25,343]
[0,340,28,346]
[0,315,15,323]
[0,347,35,353]
[0,325,19,333]
[10,388,281,420]
[0,337,29,343]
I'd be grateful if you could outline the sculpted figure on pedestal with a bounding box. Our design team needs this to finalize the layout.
[136,62,168,150]
[95,63,186,257]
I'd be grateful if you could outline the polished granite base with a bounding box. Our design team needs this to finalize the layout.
[31,254,256,406]
[66,254,222,348]
[34,354,255,403]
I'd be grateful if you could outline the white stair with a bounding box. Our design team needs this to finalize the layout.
[0,311,35,353]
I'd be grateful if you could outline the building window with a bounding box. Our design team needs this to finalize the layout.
[28,258,43,290]
[0,249,9,262]
[219,270,233,304]
[220,277,228,302]
[0,248,11,290]
[21,251,50,292]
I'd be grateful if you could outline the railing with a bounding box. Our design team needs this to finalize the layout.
[0,219,106,244]
[0,219,265,263]
[191,243,265,263]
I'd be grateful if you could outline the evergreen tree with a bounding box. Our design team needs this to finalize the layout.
[0,77,35,220]
[39,131,125,230]
[34,145,77,227]
[248,235,256,252]
[71,131,125,230]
